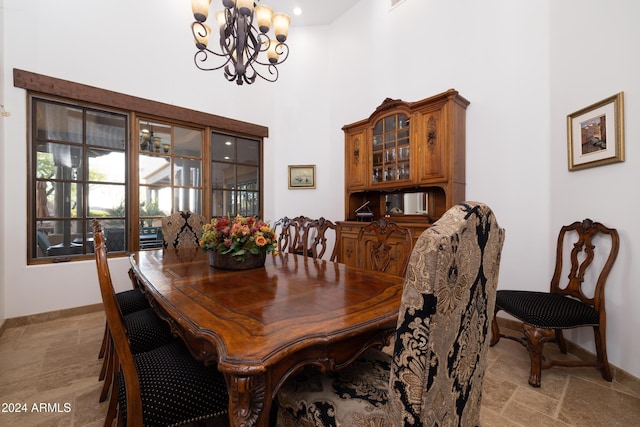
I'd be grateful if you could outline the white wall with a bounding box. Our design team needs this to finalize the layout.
[1,0,638,378]
[548,0,640,378]
[0,0,7,324]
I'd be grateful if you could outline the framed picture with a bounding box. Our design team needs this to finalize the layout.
[288,165,316,189]
[567,92,625,171]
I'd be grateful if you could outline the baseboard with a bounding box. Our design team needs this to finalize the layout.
[0,320,6,339]
[496,317,640,392]
[1,303,104,331]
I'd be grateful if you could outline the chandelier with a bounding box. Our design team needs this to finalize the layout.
[191,0,291,85]
[140,124,170,153]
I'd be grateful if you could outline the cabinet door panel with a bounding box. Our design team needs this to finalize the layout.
[345,131,368,190]
[337,225,358,267]
[416,109,446,182]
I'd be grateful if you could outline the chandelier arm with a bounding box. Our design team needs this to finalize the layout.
[194,49,234,72]
[246,61,279,83]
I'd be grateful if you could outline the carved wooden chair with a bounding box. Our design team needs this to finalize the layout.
[274,216,292,253]
[491,218,619,387]
[356,218,413,276]
[275,215,317,256]
[276,202,505,426]
[289,215,314,256]
[97,252,154,402]
[97,278,152,403]
[161,210,206,249]
[304,217,338,261]
[92,220,229,426]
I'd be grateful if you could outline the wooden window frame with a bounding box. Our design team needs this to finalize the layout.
[15,68,268,264]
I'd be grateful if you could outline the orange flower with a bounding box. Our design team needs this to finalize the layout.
[255,235,267,247]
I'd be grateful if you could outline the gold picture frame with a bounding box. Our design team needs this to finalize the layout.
[567,92,625,171]
[288,165,316,189]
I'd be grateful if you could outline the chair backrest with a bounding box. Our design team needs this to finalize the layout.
[161,210,206,249]
[550,219,619,315]
[92,220,143,423]
[274,216,292,253]
[388,202,505,426]
[305,217,338,261]
[356,218,413,276]
[289,215,314,255]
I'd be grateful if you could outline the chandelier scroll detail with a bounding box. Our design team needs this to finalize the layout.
[191,0,291,85]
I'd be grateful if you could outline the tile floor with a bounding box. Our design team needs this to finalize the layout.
[0,310,639,426]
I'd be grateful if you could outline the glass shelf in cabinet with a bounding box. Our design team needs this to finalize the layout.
[384,148,396,162]
[397,146,410,160]
[372,168,383,183]
[373,152,383,165]
[384,166,397,181]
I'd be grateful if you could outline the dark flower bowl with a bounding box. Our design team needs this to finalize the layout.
[208,250,266,270]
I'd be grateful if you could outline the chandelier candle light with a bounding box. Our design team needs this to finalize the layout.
[191,0,291,85]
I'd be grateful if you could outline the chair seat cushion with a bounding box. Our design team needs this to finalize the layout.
[116,288,150,315]
[118,340,228,427]
[124,308,175,354]
[277,349,392,427]
[495,290,599,328]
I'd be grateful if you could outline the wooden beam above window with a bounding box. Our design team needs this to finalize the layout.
[13,68,269,139]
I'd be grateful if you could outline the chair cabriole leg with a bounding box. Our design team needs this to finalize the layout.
[522,324,555,387]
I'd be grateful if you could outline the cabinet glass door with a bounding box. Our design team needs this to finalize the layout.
[372,113,409,183]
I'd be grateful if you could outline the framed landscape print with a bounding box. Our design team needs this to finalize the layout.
[567,92,625,171]
[288,165,316,189]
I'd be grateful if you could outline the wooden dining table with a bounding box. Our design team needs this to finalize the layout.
[129,248,404,427]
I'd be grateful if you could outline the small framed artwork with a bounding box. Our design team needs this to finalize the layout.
[567,92,625,171]
[288,165,316,189]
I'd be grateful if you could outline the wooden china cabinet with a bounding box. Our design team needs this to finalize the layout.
[337,89,470,271]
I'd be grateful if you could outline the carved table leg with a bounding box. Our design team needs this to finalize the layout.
[227,373,270,427]
[522,324,555,387]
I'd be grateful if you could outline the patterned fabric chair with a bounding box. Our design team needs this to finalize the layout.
[92,220,229,426]
[277,202,505,427]
[491,219,619,387]
[161,210,206,249]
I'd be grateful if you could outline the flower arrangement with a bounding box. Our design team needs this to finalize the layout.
[199,215,278,261]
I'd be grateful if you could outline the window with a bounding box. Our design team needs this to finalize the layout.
[18,69,268,264]
[211,132,262,217]
[31,97,128,260]
[137,119,204,249]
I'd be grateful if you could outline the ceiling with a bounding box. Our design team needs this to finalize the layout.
[259,0,360,27]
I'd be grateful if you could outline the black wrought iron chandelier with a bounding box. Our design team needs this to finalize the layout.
[191,0,291,85]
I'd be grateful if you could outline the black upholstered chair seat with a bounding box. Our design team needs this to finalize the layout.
[117,340,228,427]
[116,288,150,315]
[124,308,175,354]
[496,290,599,329]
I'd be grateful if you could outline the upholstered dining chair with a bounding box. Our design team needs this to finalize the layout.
[92,220,229,426]
[276,201,505,427]
[97,264,155,402]
[161,210,206,249]
[356,218,413,276]
[97,281,153,402]
[304,217,338,261]
[491,218,619,387]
